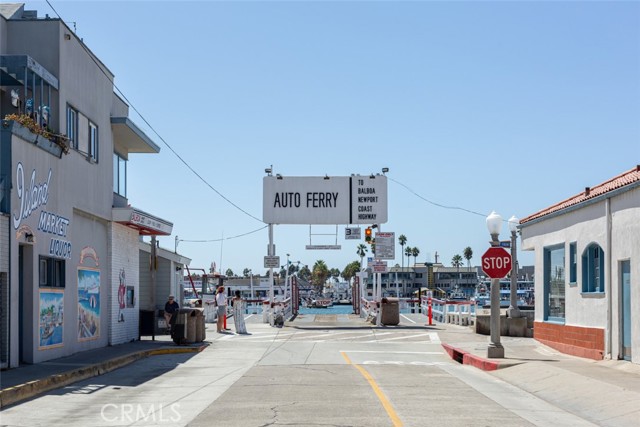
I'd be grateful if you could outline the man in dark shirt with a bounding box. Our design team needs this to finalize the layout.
[164,295,179,333]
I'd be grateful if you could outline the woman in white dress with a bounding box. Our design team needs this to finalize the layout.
[232,290,247,334]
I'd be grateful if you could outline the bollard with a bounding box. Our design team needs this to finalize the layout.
[427,297,433,326]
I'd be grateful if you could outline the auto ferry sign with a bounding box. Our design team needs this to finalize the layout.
[263,175,387,225]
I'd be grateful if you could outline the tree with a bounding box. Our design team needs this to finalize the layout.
[451,254,463,268]
[225,268,234,277]
[412,247,420,265]
[242,268,251,277]
[330,267,341,282]
[342,260,361,284]
[356,244,368,269]
[463,247,473,271]
[298,265,311,281]
[311,260,330,292]
[405,246,413,267]
[398,234,407,271]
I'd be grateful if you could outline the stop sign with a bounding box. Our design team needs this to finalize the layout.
[481,247,512,278]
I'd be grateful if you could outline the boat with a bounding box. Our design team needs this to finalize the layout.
[447,284,468,301]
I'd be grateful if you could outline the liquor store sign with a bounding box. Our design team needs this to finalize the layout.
[263,175,388,225]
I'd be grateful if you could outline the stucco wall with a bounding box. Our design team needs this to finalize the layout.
[521,185,640,363]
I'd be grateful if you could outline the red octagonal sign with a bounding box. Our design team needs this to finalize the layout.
[481,247,512,279]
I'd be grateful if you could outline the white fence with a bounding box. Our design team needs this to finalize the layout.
[421,297,476,326]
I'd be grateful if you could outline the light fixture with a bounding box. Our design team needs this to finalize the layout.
[370,174,375,179]
[276,174,283,179]
[486,211,502,236]
[508,215,519,233]
[324,175,330,180]
[265,167,272,175]
[25,232,34,243]
[382,167,389,174]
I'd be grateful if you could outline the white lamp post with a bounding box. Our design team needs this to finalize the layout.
[486,211,505,358]
[508,215,520,318]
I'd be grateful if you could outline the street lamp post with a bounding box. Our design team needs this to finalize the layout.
[508,215,521,318]
[486,211,505,358]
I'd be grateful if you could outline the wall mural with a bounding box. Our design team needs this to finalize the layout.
[77,268,100,341]
[39,289,64,349]
[118,269,126,322]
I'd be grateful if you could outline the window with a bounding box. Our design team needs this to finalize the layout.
[66,105,78,149]
[569,242,577,284]
[582,244,604,293]
[39,256,66,287]
[113,153,127,197]
[89,121,98,162]
[544,245,565,322]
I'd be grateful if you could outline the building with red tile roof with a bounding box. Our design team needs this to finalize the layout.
[519,165,639,364]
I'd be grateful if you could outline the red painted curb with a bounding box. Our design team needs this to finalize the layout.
[441,343,500,371]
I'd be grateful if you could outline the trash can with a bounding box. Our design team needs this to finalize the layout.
[185,309,197,343]
[380,297,400,325]
[194,309,205,342]
[171,309,189,345]
[139,309,156,339]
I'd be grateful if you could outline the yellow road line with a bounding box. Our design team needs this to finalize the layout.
[341,351,403,427]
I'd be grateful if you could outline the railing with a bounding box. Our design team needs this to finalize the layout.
[421,297,476,326]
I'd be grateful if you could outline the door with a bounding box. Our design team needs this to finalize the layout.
[621,260,631,361]
[18,245,24,363]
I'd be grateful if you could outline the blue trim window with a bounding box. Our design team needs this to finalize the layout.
[582,244,604,293]
[544,245,565,322]
[569,242,577,284]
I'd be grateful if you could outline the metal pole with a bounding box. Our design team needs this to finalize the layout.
[268,224,274,326]
[488,232,505,358]
[508,229,521,318]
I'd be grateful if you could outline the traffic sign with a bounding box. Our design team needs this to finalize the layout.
[481,247,512,278]
[345,227,361,240]
[374,232,395,260]
[264,256,280,268]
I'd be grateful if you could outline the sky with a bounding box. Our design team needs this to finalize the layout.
[25,0,640,277]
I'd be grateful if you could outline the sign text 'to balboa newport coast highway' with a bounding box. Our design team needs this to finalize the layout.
[263,175,388,225]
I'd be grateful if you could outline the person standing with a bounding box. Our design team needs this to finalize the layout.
[232,290,247,334]
[164,295,179,334]
[215,286,228,333]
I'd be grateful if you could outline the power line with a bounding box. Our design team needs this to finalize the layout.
[387,176,488,218]
[179,225,268,243]
[45,0,263,224]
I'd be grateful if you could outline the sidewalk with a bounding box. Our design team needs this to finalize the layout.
[435,322,640,427]
[0,334,208,408]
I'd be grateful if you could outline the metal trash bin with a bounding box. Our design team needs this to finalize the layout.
[380,297,400,325]
[185,309,197,343]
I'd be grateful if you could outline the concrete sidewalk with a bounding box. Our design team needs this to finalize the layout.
[436,322,640,427]
[0,334,208,408]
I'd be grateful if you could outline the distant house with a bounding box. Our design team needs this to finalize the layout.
[520,165,639,363]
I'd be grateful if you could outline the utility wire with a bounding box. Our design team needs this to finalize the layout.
[179,225,268,243]
[45,0,263,224]
[387,176,488,218]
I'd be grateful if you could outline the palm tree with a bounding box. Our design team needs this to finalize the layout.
[242,268,251,277]
[398,234,407,271]
[342,260,361,285]
[356,244,368,269]
[311,260,330,292]
[451,254,463,268]
[463,247,473,272]
[225,268,234,277]
[405,246,413,267]
[412,247,420,265]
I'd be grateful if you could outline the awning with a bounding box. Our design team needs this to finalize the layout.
[112,207,173,236]
[111,117,160,154]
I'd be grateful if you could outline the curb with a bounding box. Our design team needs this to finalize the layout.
[0,343,208,409]
[441,343,501,371]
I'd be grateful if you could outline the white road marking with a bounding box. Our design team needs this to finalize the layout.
[428,332,440,343]
[400,314,416,324]
[340,350,443,354]
[374,333,431,342]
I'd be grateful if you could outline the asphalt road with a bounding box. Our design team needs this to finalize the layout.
[0,314,598,427]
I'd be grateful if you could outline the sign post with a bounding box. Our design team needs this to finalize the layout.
[481,246,511,359]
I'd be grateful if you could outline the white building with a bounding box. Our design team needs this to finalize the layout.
[520,165,639,363]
